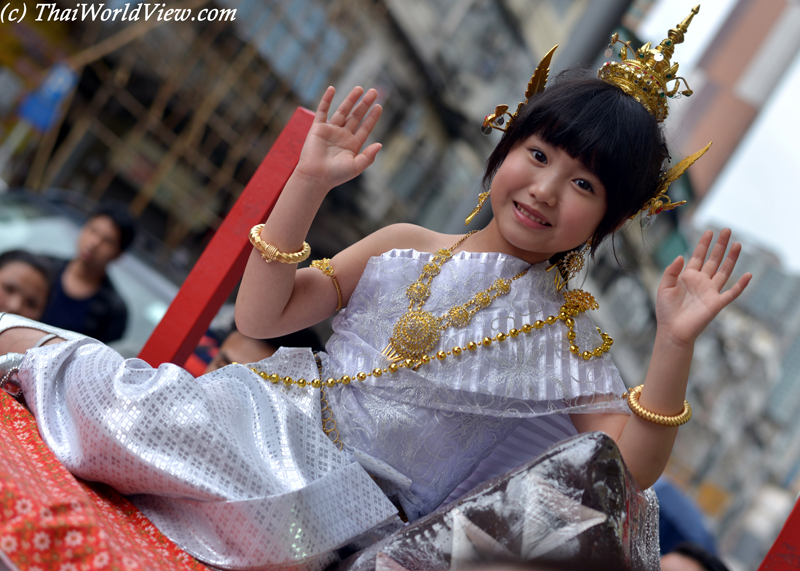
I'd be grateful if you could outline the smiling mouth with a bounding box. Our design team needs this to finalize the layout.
[514,202,551,226]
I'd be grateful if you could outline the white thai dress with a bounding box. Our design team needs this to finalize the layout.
[17,249,631,570]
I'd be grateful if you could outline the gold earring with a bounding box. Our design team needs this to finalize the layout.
[546,246,586,291]
[465,191,490,226]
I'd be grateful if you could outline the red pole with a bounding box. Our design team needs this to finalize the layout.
[137,107,314,367]
[758,501,800,570]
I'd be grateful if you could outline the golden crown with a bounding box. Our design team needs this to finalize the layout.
[481,5,711,219]
[598,5,699,123]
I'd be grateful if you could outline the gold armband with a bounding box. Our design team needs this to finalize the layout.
[624,384,692,427]
[311,258,343,311]
[249,224,310,264]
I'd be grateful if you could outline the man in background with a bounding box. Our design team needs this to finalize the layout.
[41,202,136,343]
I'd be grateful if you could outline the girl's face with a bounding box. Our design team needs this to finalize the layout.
[486,135,607,264]
[0,261,50,320]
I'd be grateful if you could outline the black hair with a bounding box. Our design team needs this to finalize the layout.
[89,202,137,253]
[0,249,54,291]
[482,71,668,257]
[227,325,325,355]
[263,329,325,354]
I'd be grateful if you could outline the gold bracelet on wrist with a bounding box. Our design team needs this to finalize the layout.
[311,258,343,311]
[249,224,310,264]
[623,384,692,427]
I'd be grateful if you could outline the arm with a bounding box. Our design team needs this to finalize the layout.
[572,228,752,489]
[235,86,383,339]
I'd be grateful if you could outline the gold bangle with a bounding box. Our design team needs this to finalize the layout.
[311,258,343,311]
[624,384,692,427]
[249,224,310,264]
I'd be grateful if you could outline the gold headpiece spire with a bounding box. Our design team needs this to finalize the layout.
[598,5,699,123]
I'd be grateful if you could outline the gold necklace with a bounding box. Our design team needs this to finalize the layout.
[381,231,530,362]
[248,288,612,390]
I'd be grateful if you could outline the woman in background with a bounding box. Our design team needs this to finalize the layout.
[0,249,52,321]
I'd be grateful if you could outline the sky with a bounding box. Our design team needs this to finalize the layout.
[639,0,800,273]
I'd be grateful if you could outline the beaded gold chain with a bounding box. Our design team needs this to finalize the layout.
[382,231,531,362]
[247,288,613,391]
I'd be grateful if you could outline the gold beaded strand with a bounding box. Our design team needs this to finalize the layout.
[247,290,613,390]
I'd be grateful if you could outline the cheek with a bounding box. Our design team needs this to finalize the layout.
[100,244,120,262]
[564,204,605,239]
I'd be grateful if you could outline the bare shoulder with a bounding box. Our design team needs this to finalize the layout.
[348,223,464,258]
[328,224,470,299]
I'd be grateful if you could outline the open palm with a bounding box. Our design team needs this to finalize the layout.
[656,229,752,347]
[294,86,383,190]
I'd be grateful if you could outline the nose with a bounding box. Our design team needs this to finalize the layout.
[6,294,23,313]
[529,173,559,205]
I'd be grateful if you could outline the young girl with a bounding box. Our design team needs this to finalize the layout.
[0,11,751,570]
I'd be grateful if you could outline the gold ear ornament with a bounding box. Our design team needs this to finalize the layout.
[546,246,587,292]
[636,141,712,219]
[465,191,491,226]
[482,45,558,135]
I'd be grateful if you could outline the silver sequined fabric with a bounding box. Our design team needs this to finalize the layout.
[18,343,398,569]
[17,249,633,569]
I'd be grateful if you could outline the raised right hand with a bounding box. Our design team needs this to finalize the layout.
[293,86,383,191]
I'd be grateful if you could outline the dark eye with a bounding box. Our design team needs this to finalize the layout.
[575,179,594,193]
[530,148,547,164]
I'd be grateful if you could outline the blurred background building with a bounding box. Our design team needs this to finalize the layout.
[2,0,800,569]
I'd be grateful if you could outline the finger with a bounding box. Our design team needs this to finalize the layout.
[685,230,714,272]
[352,142,383,174]
[719,272,752,306]
[344,88,379,132]
[314,86,336,124]
[701,227,732,277]
[354,103,383,145]
[330,86,364,127]
[660,255,684,290]
[711,241,742,290]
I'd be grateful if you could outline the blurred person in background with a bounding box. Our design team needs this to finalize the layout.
[661,543,731,571]
[40,202,136,343]
[203,326,324,374]
[0,249,53,320]
[653,477,730,570]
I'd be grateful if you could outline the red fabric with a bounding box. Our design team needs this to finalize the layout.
[0,391,210,571]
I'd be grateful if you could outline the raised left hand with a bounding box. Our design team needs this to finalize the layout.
[656,228,752,348]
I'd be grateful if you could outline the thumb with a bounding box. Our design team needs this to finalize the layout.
[353,143,382,173]
[660,255,684,290]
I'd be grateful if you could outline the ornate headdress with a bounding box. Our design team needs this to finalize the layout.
[481,5,711,220]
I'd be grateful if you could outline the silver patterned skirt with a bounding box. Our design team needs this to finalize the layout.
[18,338,399,570]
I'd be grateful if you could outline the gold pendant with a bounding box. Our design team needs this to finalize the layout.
[382,310,441,362]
